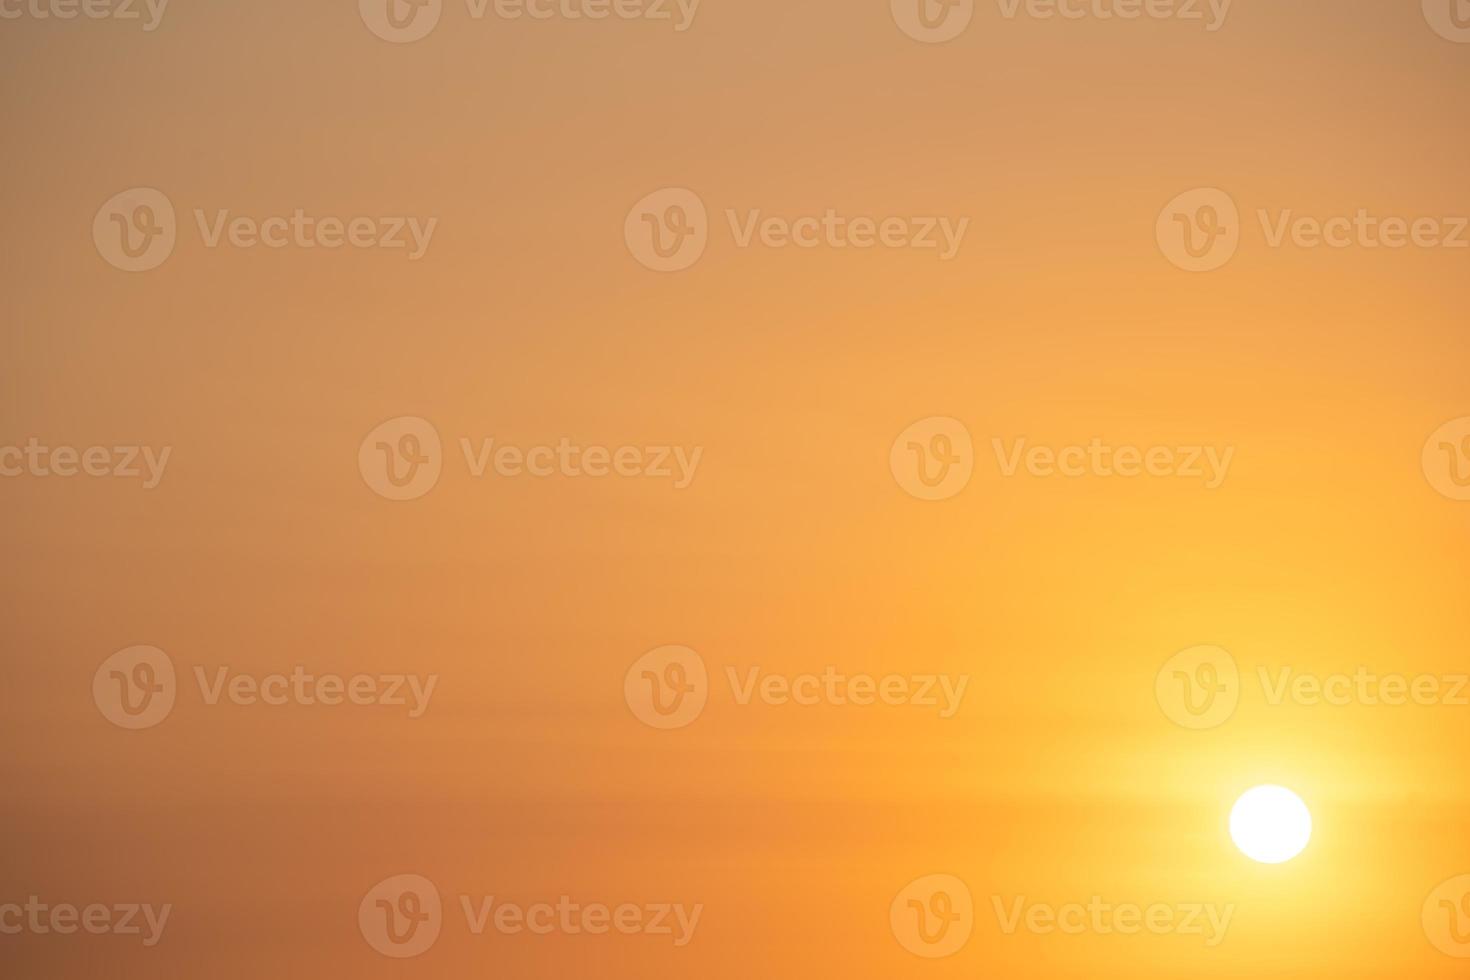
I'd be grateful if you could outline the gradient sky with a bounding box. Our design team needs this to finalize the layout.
[3,1,1470,977]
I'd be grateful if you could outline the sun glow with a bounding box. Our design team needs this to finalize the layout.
[1230,785,1312,865]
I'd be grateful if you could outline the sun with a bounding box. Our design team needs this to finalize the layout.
[1229,785,1312,864]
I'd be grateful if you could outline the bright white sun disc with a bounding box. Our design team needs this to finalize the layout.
[1229,785,1311,864]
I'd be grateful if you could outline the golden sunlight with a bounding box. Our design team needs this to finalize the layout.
[1230,786,1313,865]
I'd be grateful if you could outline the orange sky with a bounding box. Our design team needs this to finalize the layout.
[3,1,1470,977]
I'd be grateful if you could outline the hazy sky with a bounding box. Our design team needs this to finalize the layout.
[3,1,1470,977]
